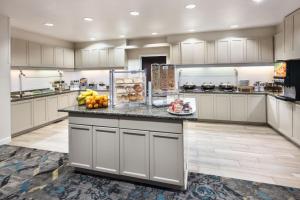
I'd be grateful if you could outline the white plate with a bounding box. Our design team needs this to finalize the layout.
[167,108,195,116]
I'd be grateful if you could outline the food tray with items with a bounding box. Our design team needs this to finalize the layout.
[112,70,146,105]
[167,99,194,115]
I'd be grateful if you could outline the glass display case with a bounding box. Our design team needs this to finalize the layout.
[111,70,146,106]
[151,64,177,95]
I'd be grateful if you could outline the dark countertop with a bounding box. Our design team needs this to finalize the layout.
[59,104,198,121]
[11,90,109,102]
[179,89,267,95]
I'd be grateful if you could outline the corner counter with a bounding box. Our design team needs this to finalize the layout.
[60,103,197,190]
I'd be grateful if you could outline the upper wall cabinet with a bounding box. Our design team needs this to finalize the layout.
[293,10,300,58]
[274,33,285,61]
[181,41,205,64]
[245,39,259,63]
[28,42,42,67]
[11,38,28,67]
[216,39,231,64]
[284,14,294,60]
[205,41,216,64]
[10,38,75,69]
[230,38,245,63]
[170,43,181,65]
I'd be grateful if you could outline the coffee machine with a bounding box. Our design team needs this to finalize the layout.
[274,61,300,101]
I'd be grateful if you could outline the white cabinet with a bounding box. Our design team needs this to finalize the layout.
[89,49,100,68]
[170,43,181,64]
[216,39,230,64]
[214,94,231,120]
[11,100,33,134]
[109,48,125,67]
[46,95,59,122]
[198,94,214,120]
[205,41,216,64]
[260,37,274,62]
[63,48,75,68]
[230,95,247,122]
[284,14,294,59]
[293,104,300,142]
[11,38,27,66]
[42,45,55,67]
[245,39,259,63]
[230,38,245,63]
[69,124,93,169]
[181,41,205,64]
[150,132,183,185]
[81,49,90,68]
[33,97,47,126]
[274,33,285,61]
[267,95,278,128]
[247,95,266,123]
[55,47,64,68]
[120,129,149,179]
[99,49,108,67]
[93,127,120,174]
[278,100,293,137]
[293,10,300,58]
[58,94,69,118]
[28,42,42,67]
[69,92,78,107]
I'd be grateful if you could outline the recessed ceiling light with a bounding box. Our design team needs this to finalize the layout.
[151,32,158,35]
[230,25,239,29]
[120,35,125,38]
[83,17,94,22]
[44,23,54,27]
[130,11,140,16]
[90,37,96,41]
[185,4,196,9]
[189,29,195,32]
[252,0,263,3]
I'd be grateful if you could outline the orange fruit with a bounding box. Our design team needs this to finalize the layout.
[95,96,101,101]
[91,100,96,105]
[87,104,93,109]
[102,101,108,107]
[94,103,99,108]
[103,96,108,101]
[86,99,91,105]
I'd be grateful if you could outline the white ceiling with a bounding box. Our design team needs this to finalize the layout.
[0,0,299,42]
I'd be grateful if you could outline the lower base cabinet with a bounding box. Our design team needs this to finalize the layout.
[69,124,93,169]
[214,94,231,120]
[230,95,247,122]
[93,127,119,174]
[247,95,266,123]
[278,100,293,137]
[120,129,149,180]
[197,94,214,120]
[46,95,59,121]
[293,104,300,142]
[11,100,34,134]
[150,132,183,185]
[33,97,47,126]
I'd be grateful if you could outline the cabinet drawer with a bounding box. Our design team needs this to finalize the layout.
[69,114,118,127]
[119,119,182,134]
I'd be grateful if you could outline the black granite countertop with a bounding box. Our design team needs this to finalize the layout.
[179,89,267,95]
[59,104,198,121]
[11,90,109,102]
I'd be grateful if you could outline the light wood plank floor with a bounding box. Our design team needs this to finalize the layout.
[10,120,300,188]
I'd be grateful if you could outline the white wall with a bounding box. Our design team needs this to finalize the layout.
[11,70,110,92]
[0,15,11,144]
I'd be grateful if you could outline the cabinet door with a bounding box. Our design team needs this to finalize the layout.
[58,94,69,118]
[205,41,215,64]
[89,49,100,68]
[214,94,231,120]
[28,42,42,67]
[120,129,149,179]
[216,39,230,64]
[230,95,247,122]
[247,95,266,123]
[81,49,90,68]
[198,94,214,120]
[75,49,82,68]
[109,48,126,67]
[63,48,74,68]
[170,43,181,64]
[150,132,183,185]
[33,97,47,126]
[46,95,58,122]
[278,100,293,137]
[293,10,300,59]
[93,127,119,174]
[11,38,28,66]
[11,100,33,134]
[99,49,108,67]
[267,95,278,128]
[245,39,259,63]
[69,92,78,107]
[293,104,300,142]
[260,37,274,62]
[230,38,245,63]
[193,41,205,64]
[55,47,64,68]
[69,124,93,169]
[181,42,194,64]
[42,45,55,67]
[285,14,294,59]
[274,33,285,61]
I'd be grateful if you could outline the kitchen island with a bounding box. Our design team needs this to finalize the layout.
[60,101,197,190]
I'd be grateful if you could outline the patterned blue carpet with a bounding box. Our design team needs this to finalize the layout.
[0,145,300,200]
